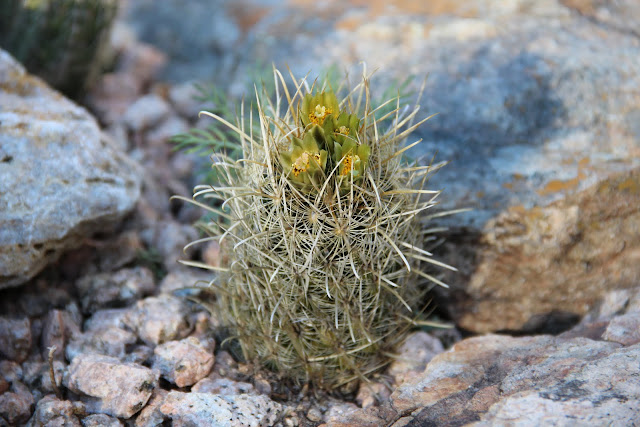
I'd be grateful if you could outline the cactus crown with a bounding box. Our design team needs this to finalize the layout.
[182,68,450,391]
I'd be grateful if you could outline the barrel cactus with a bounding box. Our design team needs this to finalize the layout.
[0,0,118,98]
[180,69,451,391]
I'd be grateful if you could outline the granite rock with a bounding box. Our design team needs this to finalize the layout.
[64,354,158,419]
[152,336,214,387]
[123,295,190,346]
[134,389,167,427]
[159,391,282,427]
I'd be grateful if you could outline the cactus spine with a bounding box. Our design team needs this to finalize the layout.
[182,69,449,391]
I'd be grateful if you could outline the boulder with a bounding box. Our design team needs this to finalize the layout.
[323,308,640,425]
[0,49,141,288]
[122,0,640,332]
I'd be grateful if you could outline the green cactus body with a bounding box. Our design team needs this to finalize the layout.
[0,0,118,98]
[184,69,449,391]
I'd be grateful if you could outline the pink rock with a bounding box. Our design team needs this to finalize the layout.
[152,337,215,387]
[0,381,34,425]
[134,389,167,427]
[602,312,640,346]
[64,354,158,419]
[123,295,189,346]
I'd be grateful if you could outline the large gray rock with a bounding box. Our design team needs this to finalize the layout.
[0,49,141,288]
[122,0,640,333]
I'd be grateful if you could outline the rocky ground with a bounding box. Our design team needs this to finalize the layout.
[1,0,639,425]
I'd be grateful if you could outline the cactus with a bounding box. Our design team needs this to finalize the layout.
[179,68,451,391]
[0,0,118,99]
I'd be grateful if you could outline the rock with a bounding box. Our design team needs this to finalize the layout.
[159,392,282,427]
[65,326,137,362]
[561,0,640,35]
[76,267,155,314]
[471,344,640,426]
[0,361,22,383]
[0,281,74,318]
[22,361,65,401]
[306,407,323,423]
[134,389,167,427]
[92,231,145,274]
[602,312,640,346]
[390,333,640,425]
[124,1,239,82]
[87,72,143,126]
[140,220,199,271]
[0,49,141,288]
[152,336,214,387]
[211,350,240,379]
[83,308,130,332]
[191,377,255,395]
[444,169,640,332]
[0,381,34,425]
[323,401,394,427]
[356,382,391,409]
[123,295,190,346]
[145,115,189,146]
[168,81,210,119]
[122,94,171,132]
[387,331,444,384]
[0,316,31,362]
[158,269,210,295]
[41,309,81,361]
[116,39,167,89]
[81,413,123,426]
[26,395,82,427]
[64,354,158,419]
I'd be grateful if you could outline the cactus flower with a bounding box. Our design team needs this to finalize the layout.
[301,90,340,128]
[323,112,360,151]
[280,127,328,189]
[334,139,370,182]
